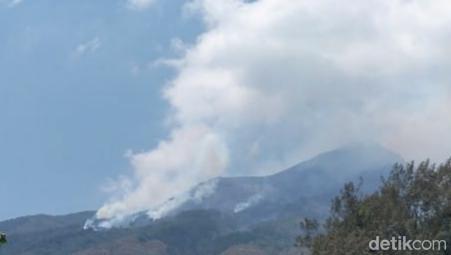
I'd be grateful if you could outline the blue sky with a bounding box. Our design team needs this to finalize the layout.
[3,0,451,221]
[0,0,202,220]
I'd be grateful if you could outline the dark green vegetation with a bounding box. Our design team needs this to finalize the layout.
[0,233,6,245]
[297,159,451,255]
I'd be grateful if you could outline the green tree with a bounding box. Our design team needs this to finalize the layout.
[0,233,6,246]
[297,159,451,255]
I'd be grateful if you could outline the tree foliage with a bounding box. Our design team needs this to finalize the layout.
[297,159,451,255]
[0,233,6,246]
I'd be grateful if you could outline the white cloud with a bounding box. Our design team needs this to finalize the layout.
[9,0,22,7]
[127,0,156,10]
[1,0,23,7]
[96,0,451,224]
[170,38,189,54]
[75,37,101,57]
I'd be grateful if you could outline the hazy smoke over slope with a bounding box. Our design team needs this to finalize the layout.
[95,0,451,222]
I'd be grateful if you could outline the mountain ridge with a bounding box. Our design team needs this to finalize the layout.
[86,143,402,230]
[0,144,403,255]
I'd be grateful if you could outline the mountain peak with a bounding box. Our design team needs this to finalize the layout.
[305,142,403,171]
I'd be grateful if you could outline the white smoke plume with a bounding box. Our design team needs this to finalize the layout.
[234,194,264,213]
[95,0,451,224]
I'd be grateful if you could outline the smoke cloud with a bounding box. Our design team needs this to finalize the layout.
[95,0,451,222]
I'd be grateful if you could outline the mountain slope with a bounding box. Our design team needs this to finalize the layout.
[0,144,403,255]
[0,211,94,235]
[157,145,402,218]
[111,143,402,229]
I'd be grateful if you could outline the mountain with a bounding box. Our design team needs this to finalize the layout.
[0,144,402,255]
[0,211,94,236]
[180,143,400,216]
[88,143,402,230]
